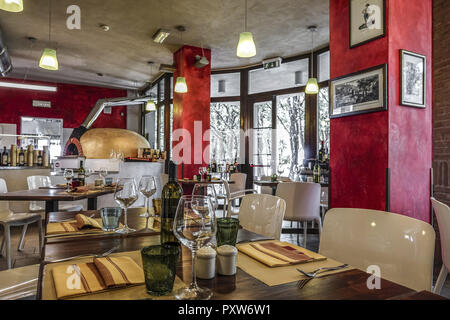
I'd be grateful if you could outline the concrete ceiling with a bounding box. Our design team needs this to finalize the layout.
[0,0,329,90]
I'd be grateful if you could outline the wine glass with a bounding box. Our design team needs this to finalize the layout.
[293,165,301,182]
[114,178,138,234]
[277,165,284,178]
[192,184,218,211]
[99,167,108,180]
[173,195,216,300]
[63,169,74,192]
[138,176,157,231]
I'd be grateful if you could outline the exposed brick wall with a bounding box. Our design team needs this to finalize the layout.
[433,0,450,206]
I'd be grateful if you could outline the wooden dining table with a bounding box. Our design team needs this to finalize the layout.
[36,221,445,300]
[0,187,116,219]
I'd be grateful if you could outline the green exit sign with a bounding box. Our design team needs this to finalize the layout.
[263,57,282,70]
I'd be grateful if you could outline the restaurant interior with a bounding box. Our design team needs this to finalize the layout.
[0,0,448,303]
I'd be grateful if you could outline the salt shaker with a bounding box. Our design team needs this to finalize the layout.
[196,246,217,279]
[216,245,238,276]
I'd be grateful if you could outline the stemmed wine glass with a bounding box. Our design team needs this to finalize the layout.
[114,178,138,234]
[138,176,157,231]
[293,165,301,182]
[173,195,216,300]
[192,184,218,211]
[63,169,74,192]
[277,165,284,178]
[99,167,108,183]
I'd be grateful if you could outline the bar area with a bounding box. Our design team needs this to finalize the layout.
[0,0,449,310]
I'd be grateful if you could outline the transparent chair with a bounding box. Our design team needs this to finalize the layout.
[27,176,83,212]
[216,173,257,218]
[319,208,435,292]
[431,198,450,294]
[238,194,286,240]
[0,179,43,269]
[276,182,321,247]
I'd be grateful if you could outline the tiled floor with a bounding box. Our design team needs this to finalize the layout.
[0,220,449,298]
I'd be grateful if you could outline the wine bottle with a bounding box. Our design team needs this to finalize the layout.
[319,141,326,163]
[19,148,25,166]
[160,161,183,245]
[78,160,86,186]
[1,147,7,166]
[313,160,321,183]
[37,151,43,167]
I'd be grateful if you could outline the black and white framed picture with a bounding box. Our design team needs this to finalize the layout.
[330,64,387,118]
[350,0,386,48]
[400,50,426,108]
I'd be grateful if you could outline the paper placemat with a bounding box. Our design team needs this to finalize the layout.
[237,241,353,287]
[41,250,185,300]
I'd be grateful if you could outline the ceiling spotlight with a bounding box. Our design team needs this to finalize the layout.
[195,55,209,68]
[152,29,171,44]
[99,24,110,32]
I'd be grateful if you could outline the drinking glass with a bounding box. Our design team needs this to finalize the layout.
[141,243,180,296]
[63,169,74,192]
[139,176,157,231]
[277,165,284,177]
[216,218,240,247]
[99,167,108,179]
[114,178,138,234]
[192,184,218,211]
[173,195,216,300]
[100,207,122,231]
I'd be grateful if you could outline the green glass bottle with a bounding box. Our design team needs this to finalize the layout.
[78,160,86,186]
[160,161,183,244]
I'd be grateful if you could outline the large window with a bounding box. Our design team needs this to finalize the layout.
[210,102,241,163]
[318,87,330,151]
[252,101,273,178]
[276,94,306,179]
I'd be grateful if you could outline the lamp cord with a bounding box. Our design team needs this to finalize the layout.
[48,0,52,43]
[311,29,315,77]
[245,0,248,32]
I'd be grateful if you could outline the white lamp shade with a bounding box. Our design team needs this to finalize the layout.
[39,48,59,71]
[146,100,157,112]
[0,0,23,12]
[174,77,188,93]
[305,78,319,95]
[237,32,256,58]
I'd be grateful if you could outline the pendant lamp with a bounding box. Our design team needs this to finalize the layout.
[39,0,59,71]
[174,77,188,93]
[237,0,256,58]
[0,0,23,12]
[305,26,319,95]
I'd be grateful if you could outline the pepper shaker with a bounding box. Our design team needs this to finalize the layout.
[216,245,238,276]
[196,246,217,279]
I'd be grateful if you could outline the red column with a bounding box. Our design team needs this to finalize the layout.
[329,0,432,222]
[172,45,211,179]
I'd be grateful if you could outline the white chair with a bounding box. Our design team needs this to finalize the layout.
[238,194,286,240]
[431,198,450,295]
[319,208,435,292]
[217,173,257,217]
[0,179,42,270]
[320,187,329,219]
[258,176,273,195]
[27,176,83,212]
[276,182,321,247]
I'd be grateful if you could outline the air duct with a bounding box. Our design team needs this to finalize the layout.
[0,29,12,77]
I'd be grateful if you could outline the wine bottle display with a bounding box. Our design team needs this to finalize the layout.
[160,161,183,245]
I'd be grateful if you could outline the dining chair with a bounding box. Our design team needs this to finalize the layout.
[160,173,168,187]
[0,179,43,270]
[430,198,450,295]
[26,176,83,212]
[218,176,257,218]
[258,176,273,195]
[319,208,435,292]
[320,186,329,219]
[238,194,286,240]
[275,182,321,247]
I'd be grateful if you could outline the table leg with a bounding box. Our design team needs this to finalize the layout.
[272,187,277,196]
[88,198,98,210]
[45,200,59,226]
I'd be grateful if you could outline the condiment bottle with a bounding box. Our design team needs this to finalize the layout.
[216,245,238,276]
[196,246,217,279]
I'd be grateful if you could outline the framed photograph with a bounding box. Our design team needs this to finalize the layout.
[400,50,426,108]
[350,0,386,48]
[330,64,387,118]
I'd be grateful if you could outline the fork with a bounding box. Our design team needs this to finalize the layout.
[45,245,120,263]
[296,264,349,289]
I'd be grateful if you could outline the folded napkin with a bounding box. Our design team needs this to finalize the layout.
[47,214,103,235]
[52,256,144,299]
[238,240,322,267]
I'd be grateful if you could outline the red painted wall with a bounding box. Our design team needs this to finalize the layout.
[0,78,127,133]
[330,0,433,222]
[172,45,211,179]
[330,0,389,211]
[388,0,433,221]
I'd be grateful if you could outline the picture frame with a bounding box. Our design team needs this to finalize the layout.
[400,50,426,108]
[330,64,387,118]
[349,0,386,48]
